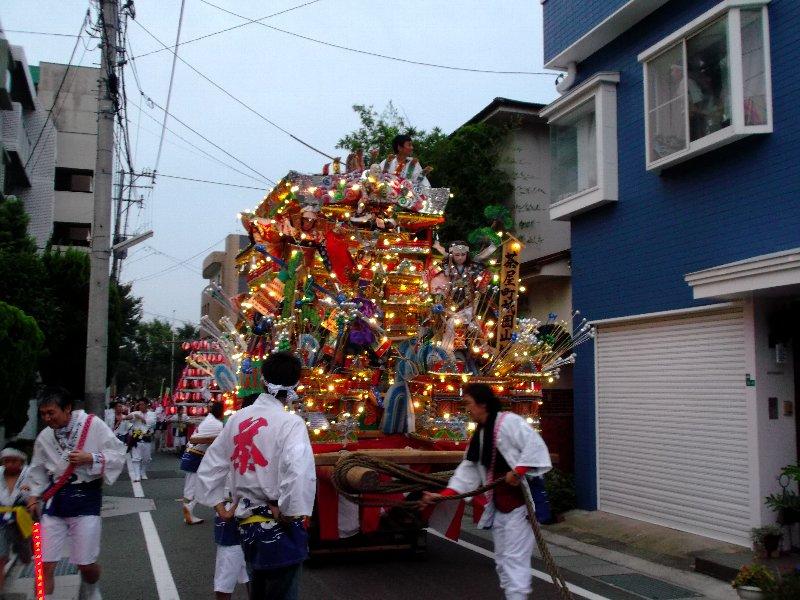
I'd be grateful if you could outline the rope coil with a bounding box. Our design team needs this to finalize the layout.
[331,452,574,600]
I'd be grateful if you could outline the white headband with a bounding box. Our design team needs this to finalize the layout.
[450,244,469,253]
[0,448,26,461]
[265,382,299,403]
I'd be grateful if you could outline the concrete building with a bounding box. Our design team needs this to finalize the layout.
[541,0,799,546]
[466,98,575,468]
[201,234,250,325]
[34,62,100,248]
[0,31,56,248]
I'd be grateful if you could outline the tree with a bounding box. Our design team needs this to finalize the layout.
[337,103,514,243]
[337,103,446,169]
[0,301,44,436]
[429,123,514,243]
[0,195,142,400]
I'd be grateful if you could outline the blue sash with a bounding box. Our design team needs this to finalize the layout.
[213,515,240,546]
[238,513,308,569]
[44,478,102,518]
[180,450,203,473]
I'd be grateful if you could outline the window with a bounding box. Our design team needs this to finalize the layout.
[55,168,94,193]
[551,100,597,203]
[640,1,772,170]
[541,72,619,221]
[52,222,91,247]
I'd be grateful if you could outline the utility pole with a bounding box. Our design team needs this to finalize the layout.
[111,168,126,281]
[85,0,118,416]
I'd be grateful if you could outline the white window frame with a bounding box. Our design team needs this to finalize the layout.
[639,0,773,171]
[541,72,620,221]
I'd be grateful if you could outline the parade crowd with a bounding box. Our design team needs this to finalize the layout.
[0,351,550,600]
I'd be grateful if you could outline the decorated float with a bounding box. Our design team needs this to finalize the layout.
[198,151,594,553]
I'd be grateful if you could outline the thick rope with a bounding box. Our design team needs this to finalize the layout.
[332,452,574,600]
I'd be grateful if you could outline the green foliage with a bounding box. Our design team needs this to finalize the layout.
[115,320,198,398]
[0,196,36,254]
[750,524,782,543]
[337,104,514,243]
[428,123,514,243]
[765,573,800,600]
[764,463,800,524]
[336,103,445,165]
[0,196,142,400]
[732,564,776,590]
[0,301,44,436]
[543,468,577,516]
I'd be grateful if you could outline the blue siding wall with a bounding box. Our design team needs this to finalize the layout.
[543,0,630,64]
[560,0,800,508]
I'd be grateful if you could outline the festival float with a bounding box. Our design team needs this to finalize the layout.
[200,151,594,553]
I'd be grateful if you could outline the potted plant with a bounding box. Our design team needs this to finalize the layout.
[732,564,776,600]
[750,525,783,558]
[765,464,800,525]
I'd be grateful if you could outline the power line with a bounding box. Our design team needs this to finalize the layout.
[130,171,270,191]
[129,108,271,185]
[200,0,555,76]
[131,0,323,59]
[138,90,276,184]
[130,17,335,160]
[24,10,90,170]
[151,0,187,183]
[127,236,228,283]
[3,29,81,38]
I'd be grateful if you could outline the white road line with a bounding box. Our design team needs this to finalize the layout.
[426,528,612,600]
[127,457,181,600]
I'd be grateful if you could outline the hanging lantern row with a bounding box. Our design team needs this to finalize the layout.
[181,340,220,352]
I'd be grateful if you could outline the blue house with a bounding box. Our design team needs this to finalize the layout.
[540,0,799,546]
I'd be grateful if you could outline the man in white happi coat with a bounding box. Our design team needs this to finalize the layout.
[27,387,126,600]
[379,134,430,188]
[0,445,32,593]
[423,383,551,600]
[197,352,316,600]
[125,399,156,482]
[180,401,224,525]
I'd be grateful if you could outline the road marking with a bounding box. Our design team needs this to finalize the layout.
[127,457,181,600]
[427,528,611,600]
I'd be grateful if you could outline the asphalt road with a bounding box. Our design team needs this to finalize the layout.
[97,452,595,600]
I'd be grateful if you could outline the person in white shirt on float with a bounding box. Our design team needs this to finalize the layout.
[124,399,156,482]
[197,352,316,600]
[27,387,126,600]
[180,401,224,525]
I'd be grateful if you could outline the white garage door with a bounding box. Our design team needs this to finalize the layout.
[596,306,751,545]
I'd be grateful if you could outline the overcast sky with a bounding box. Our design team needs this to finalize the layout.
[3,0,557,326]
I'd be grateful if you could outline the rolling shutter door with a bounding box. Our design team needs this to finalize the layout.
[596,306,750,545]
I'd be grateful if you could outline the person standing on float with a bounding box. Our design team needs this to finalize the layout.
[27,387,126,600]
[197,352,316,600]
[422,383,551,600]
[180,401,224,525]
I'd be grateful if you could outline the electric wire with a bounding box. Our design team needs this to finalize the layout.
[128,236,228,284]
[24,10,90,170]
[200,0,554,76]
[151,0,187,183]
[130,99,271,185]
[130,17,335,160]
[3,29,81,38]
[131,0,324,59]
[137,91,276,184]
[132,171,269,191]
